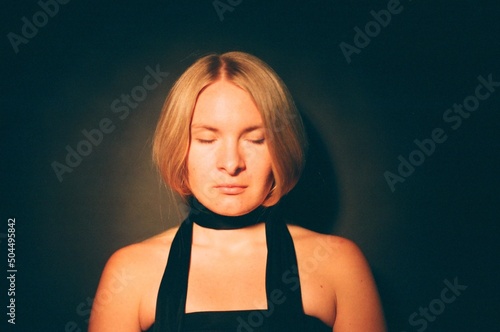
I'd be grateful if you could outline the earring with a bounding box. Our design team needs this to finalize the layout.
[268,181,277,196]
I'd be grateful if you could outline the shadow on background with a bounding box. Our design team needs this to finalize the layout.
[2,1,500,331]
[280,111,340,234]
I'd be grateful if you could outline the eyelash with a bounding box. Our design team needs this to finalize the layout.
[197,139,215,144]
[195,139,265,145]
[250,138,265,145]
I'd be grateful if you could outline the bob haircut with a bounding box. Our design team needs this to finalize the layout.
[153,51,307,206]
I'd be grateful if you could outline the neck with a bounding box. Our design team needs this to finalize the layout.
[192,221,267,249]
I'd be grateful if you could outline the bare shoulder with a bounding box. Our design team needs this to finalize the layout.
[289,226,373,293]
[89,226,179,332]
[287,225,363,263]
[115,227,178,265]
[287,225,386,331]
[287,224,375,284]
[103,227,179,281]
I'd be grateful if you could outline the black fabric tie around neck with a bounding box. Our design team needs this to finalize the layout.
[188,196,269,230]
[152,196,305,332]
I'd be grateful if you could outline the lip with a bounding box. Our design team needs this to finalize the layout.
[214,184,247,195]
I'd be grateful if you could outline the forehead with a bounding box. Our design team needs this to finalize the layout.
[191,80,263,128]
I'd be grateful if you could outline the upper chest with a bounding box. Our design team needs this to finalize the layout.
[139,227,337,330]
[185,233,336,325]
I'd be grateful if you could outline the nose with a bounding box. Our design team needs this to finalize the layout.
[216,139,245,175]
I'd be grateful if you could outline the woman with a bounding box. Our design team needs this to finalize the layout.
[89,51,386,331]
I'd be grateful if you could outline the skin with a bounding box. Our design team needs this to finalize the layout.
[89,80,387,332]
[187,79,274,216]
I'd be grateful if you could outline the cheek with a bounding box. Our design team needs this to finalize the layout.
[266,167,274,187]
[186,150,199,186]
[187,148,215,186]
[187,164,207,197]
[256,154,274,183]
[187,146,204,172]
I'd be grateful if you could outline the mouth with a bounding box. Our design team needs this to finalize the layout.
[214,184,247,195]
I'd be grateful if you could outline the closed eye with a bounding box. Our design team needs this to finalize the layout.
[196,139,215,144]
[249,138,265,145]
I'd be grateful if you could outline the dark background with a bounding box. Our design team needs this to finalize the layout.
[2,0,499,331]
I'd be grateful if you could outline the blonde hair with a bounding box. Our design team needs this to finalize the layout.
[153,51,306,206]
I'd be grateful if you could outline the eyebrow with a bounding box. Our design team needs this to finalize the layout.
[190,125,264,134]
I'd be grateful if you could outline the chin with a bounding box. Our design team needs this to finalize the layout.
[210,196,263,216]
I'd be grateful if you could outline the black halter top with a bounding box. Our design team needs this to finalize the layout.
[149,200,331,332]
